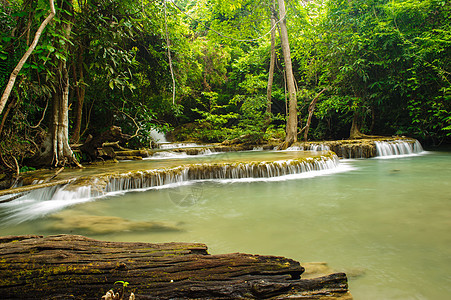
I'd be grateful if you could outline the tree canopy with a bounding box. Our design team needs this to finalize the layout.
[0,0,449,170]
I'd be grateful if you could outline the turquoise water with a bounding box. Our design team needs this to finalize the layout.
[1,151,450,299]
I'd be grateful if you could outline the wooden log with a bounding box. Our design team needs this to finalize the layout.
[0,235,350,299]
[80,126,131,160]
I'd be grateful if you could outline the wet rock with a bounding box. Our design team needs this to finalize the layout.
[116,155,143,161]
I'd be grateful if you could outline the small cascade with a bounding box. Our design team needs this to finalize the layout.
[149,151,189,159]
[0,185,92,224]
[102,153,339,194]
[149,129,168,144]
[286,144,330,152]
[159,143,200,149]
[286,145,304,151]
[375,139,424,157]
[307,144,330,151]
[199,149,214,155]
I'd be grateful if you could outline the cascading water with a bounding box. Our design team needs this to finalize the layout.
[105,153,340,193]
[0,152,344,224]
[286,144,330,151]
[375,139,424,157]
[159,143,204,149]
[307,144,330,151]
[149,128,169,144]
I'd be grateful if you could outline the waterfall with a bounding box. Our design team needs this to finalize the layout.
[0,185,93,224]
[375,139,424,157]
[159,143,204,149]
[104,153,340,193]
[3,153,340,204]
[150,129,168,143]
[0,152,349,224]
[286,144,330,151]
[307,144,330,151]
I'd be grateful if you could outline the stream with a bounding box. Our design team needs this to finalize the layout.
[0,145,450,299]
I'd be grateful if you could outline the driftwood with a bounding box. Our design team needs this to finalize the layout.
[80,126,131,160]
[0,235,351,299]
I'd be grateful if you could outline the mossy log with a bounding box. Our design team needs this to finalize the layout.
[0,235,350,299]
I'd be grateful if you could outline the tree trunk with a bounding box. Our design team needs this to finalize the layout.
[265,0,277,127]
[71,49,86,143]
[349,112,365,139]
[277,0,298,147]
[33,1,80,168]
[0,97,17,136]
[0,0,55,115]
[303,87,328,141]
[0,234,351,299]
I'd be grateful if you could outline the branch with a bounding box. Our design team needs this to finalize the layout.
[29,99,49,129]
[0,0,56,115]
[111,103,140,139]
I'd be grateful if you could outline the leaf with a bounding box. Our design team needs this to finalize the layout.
[46,45,56,52]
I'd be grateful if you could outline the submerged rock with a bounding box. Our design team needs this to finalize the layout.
[48,211,183,234]
[302,262,366,280]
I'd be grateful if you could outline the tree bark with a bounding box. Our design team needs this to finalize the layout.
[277,0,298,147]
[0,234,351,299]
[0,0,55,115]
[349,112,365,139]
[265,0,277,127]
[0,96,17,136]
[71,49,86,143]
[303,87,328,141]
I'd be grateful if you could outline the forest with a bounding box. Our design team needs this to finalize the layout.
[0,0,450,172]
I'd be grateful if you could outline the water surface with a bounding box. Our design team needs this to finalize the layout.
[1,151,450,299]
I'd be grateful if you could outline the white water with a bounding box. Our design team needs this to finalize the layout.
[0,151,341,224]
[145,149,217,160]
[158,143,209,149]
[375,139,424,158]
[286,144,330,151]
[149,128,168,143]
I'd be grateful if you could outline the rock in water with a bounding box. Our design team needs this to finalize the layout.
[48,211,182,234]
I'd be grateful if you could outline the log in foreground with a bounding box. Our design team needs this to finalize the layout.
[0,235,351,299]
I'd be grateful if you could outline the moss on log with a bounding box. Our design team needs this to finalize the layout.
[0,235,350,299]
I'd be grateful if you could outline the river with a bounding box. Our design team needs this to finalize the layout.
[0,148,450,299]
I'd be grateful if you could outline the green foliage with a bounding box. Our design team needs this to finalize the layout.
[114,280,129,288]
[288,0,450,143]
[1,0,450,169]
[19,165,36,173]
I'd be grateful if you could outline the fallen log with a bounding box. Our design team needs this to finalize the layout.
[80,126,131,160]
[0,234,351,299]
